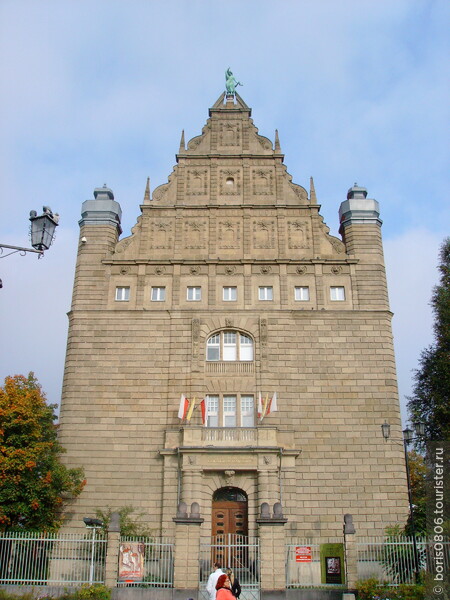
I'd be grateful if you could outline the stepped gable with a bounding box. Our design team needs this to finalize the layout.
[114,92,345,259]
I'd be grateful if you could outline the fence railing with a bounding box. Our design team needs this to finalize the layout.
[116,536,174,588]
[0,531,107,585]
[199,535,260,600]
[357,536,450,585]
[286,538,345,589]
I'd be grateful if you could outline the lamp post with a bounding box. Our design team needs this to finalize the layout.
[381,420,425,583]
[83,517,104,584]
[0,207,59,259]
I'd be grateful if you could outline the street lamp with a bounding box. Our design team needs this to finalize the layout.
[381,420,425,582]
[83,517,104,584]
[0,207,59,259]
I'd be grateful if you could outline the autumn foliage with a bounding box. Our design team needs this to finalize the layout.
[0,373,85,531]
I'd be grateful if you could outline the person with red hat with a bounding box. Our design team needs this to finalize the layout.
[215,573,234,599]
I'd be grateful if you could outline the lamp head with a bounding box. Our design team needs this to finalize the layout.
[83,517,103,528]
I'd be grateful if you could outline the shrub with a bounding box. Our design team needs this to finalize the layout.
[356,578,425,599]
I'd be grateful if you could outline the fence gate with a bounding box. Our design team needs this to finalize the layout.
[199,534,259,600]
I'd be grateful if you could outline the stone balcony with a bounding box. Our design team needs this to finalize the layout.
[163,426,296,451]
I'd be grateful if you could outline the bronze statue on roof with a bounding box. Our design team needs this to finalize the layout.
[225,68,242,95]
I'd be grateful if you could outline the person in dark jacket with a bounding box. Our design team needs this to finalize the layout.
[225,568,241,598]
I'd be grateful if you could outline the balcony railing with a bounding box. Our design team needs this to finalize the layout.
[180,426,281,448]
[205,361,254,374]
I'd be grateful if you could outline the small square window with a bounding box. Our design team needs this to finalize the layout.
[295,286,310,301]
[223,286,237,301]
[330,286,345,301]
[187,286,201,301]
[151,286,166,301]
[115,286,130,301]
[258,286,273,301]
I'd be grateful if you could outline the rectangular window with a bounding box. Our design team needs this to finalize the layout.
[187,286,201,301]
[258,286,273,301]
[207,395,219,428]
[241,396,254,427]
[223,286,237,301]
[205,394,255,428]
[330,286,345,301]
[151,286,166,301]
[295,286,310,301]
[115,286,130,301]
[223,332,237,361]
[223,395,237,427]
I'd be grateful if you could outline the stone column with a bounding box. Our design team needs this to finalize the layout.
[343,513,357,599]
[257,503,288,600]
[173,502,204,600]
[182,470,194,505]
[104,512,120,588]
[258,469,270,503]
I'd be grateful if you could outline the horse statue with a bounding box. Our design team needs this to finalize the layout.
[225,68,242,95]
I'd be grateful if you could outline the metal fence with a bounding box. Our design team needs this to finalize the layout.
[199,534,260,600]
[357,536,450,585]
[0,530,107,585]
[286,538,345,589]
[116,536,174,588]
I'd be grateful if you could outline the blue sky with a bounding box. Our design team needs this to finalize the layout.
[0,0,448,425]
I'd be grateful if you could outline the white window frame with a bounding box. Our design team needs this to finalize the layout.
[151,286,166,301]
[206,331,254,362]
[206,395,219,428]
[187,286,201,301]
[205,393,255,428]
[115,286,130,301]
[330,286,345,301]
[258,286,273,301]
[223,286,237,301]
[295,286,310,301]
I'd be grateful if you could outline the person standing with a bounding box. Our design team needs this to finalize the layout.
[215,574,234,600]
[206,562,224,600]
[225,567,241,598]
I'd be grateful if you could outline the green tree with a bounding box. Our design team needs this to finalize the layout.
[0,373,85,531]
[95,506,152,536]
[408,238,450,447]
[406,450,427,535]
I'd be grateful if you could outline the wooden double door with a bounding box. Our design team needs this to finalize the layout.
[212,500,248,537]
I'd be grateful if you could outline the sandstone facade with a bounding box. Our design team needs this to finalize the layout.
[58,92,407,539]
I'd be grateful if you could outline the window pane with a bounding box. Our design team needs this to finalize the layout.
[223,396,236,427]
[187,286,201,301]
[295,286,310,301]
[151,287,166,301]
[223,344,237,361]
[207,396,219,427]
[115,287,130,301]
[259,286,273,300]
[241,396,254,427]
[239,335,254,361]
[330,286,345,301]
[223,332,236,344]
[206,335,220,361]
[223,286,237,301]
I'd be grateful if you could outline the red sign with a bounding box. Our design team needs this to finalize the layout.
[295,546,312,563]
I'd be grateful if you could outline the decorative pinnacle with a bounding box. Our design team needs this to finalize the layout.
[310,177,317,203]
[179,130,185,152]
[144,177,151,203]
[274,130,281,152]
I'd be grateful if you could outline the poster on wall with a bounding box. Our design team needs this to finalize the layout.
[319,543,345,585]
[118,543,145,582]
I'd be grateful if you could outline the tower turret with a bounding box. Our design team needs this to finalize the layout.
[339,183,388,309]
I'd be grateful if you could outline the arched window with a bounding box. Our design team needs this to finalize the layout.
[206,331,254,361]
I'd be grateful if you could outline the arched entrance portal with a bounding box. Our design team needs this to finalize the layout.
[212,487,248,537]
